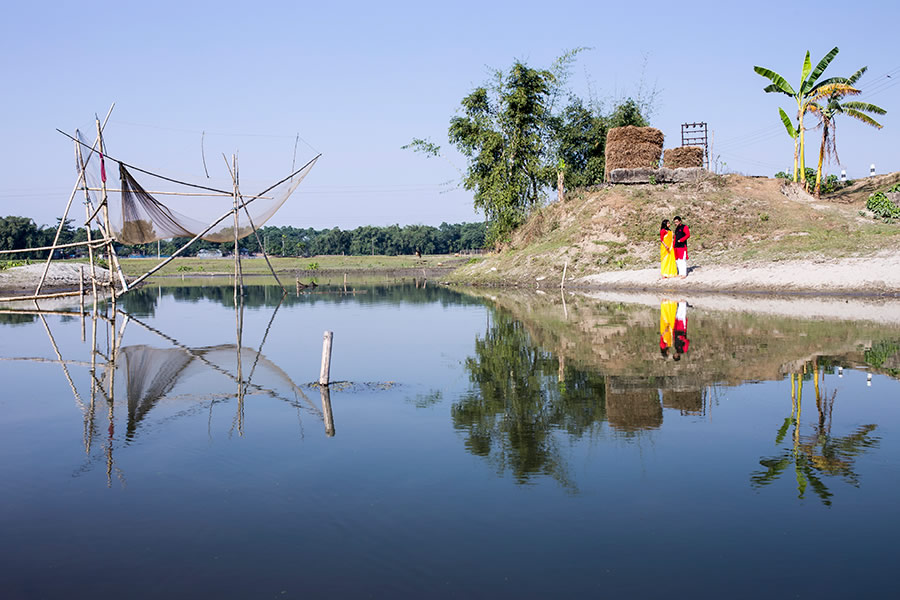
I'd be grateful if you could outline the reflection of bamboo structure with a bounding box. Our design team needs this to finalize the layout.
[2,291,333,486]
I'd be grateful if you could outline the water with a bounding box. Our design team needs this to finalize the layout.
[1,281,898,598]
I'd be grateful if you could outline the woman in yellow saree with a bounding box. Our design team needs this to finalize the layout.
[660,219,677,278]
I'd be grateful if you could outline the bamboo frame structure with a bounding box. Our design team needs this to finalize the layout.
[2,108,318,310]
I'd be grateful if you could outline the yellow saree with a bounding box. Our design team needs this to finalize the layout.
[660,229,677,278]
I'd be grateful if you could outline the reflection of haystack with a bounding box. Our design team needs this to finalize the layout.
[606,389,663,431]
[662,390,704,415]
[663,147,705,169]
[605,126,664,180]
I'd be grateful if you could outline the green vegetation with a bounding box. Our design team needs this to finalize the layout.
[117,254,464,278]
[774,168,851,195]
[866,183,900,220]
[755,47,884,190]
[807,67,886,197]
[407,49,651,245]
[0,217,486,259]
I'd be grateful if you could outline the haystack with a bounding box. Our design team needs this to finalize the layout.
[604,126,664,180]
[663,146,705,169]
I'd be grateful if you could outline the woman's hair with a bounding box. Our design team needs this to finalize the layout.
[660,219,670,230]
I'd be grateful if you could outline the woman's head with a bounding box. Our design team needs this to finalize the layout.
[661,219,670,230]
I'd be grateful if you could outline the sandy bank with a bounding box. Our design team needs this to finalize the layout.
[574,250,900,296]
[0,263,113,297]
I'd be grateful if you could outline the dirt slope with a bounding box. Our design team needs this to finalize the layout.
[450,173,900,290]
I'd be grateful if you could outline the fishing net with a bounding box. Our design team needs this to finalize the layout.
[116,343,317,436]
[74,130,319,244]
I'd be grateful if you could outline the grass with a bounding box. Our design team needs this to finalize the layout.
[117,254,466,278]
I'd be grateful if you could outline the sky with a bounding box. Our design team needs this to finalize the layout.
[1,0,898,230]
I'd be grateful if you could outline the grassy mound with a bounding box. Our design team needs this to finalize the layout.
[451,173,900,285]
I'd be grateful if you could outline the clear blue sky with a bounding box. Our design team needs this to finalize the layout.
[1,0,897,229]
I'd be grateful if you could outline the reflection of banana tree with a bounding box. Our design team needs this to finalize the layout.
[752,362,879,506]
[454,311,607,491]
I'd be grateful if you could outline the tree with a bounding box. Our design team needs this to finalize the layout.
[447,61,557,243]
[551,97,608,189]
[807,67,886,197]
[754,47,851,184]
[607,97,648,129]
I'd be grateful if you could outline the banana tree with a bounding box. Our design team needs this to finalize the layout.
[807,67,886,197]
[778,108,799,180]
[754,47,849,183]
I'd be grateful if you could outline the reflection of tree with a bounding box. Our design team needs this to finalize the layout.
[751,361,879,506]
[454,311,606,490]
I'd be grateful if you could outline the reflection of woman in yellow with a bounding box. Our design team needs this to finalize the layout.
[659,300,677,357]
[660,219,677,278]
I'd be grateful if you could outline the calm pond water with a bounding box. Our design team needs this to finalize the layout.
[1,280,898,599]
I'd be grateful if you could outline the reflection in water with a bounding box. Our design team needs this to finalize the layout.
[458,289,894,498]
[751,361,879,506]
[659,300,690,360]
[454,312,606,490]
[8,287,331,487]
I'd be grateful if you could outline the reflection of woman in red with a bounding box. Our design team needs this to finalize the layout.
[673,301,689,361]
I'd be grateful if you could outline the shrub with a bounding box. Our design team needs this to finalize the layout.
[866,183,900,220]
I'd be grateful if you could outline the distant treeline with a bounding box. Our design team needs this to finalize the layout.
[0,217,486,259]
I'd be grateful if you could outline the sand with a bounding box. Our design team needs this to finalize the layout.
[575,249,900,296]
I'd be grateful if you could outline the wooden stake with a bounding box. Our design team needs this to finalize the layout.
[561,260,568,289]
[320,385,335,437]
[319,331,333,386]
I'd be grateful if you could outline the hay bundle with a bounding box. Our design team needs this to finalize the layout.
[663,146,705,169]
[604,126,664,179]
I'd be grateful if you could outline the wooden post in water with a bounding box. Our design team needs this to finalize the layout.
[320,385,335,437]
[319,331,333,386]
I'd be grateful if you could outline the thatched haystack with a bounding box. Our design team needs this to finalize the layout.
[663,146,705,169]
[605,126,664,180]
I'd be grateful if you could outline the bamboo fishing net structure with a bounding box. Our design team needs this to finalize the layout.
[604,126,664,181]
[0,106,319,308]
[663,146,705,169]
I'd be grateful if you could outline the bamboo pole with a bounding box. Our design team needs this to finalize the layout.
[77,141,100,310]
[231,154,244,302]
[82,188,267,198]
[221,154,285,294]
[93,117,128,295]
[0,290,85,303]
[319,331,333,386]
[0,239,107,255]
[33,105,114,295]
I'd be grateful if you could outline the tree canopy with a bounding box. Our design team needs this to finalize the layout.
[408,51,652,245]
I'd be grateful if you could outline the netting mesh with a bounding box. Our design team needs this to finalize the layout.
[74,130,318,244]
